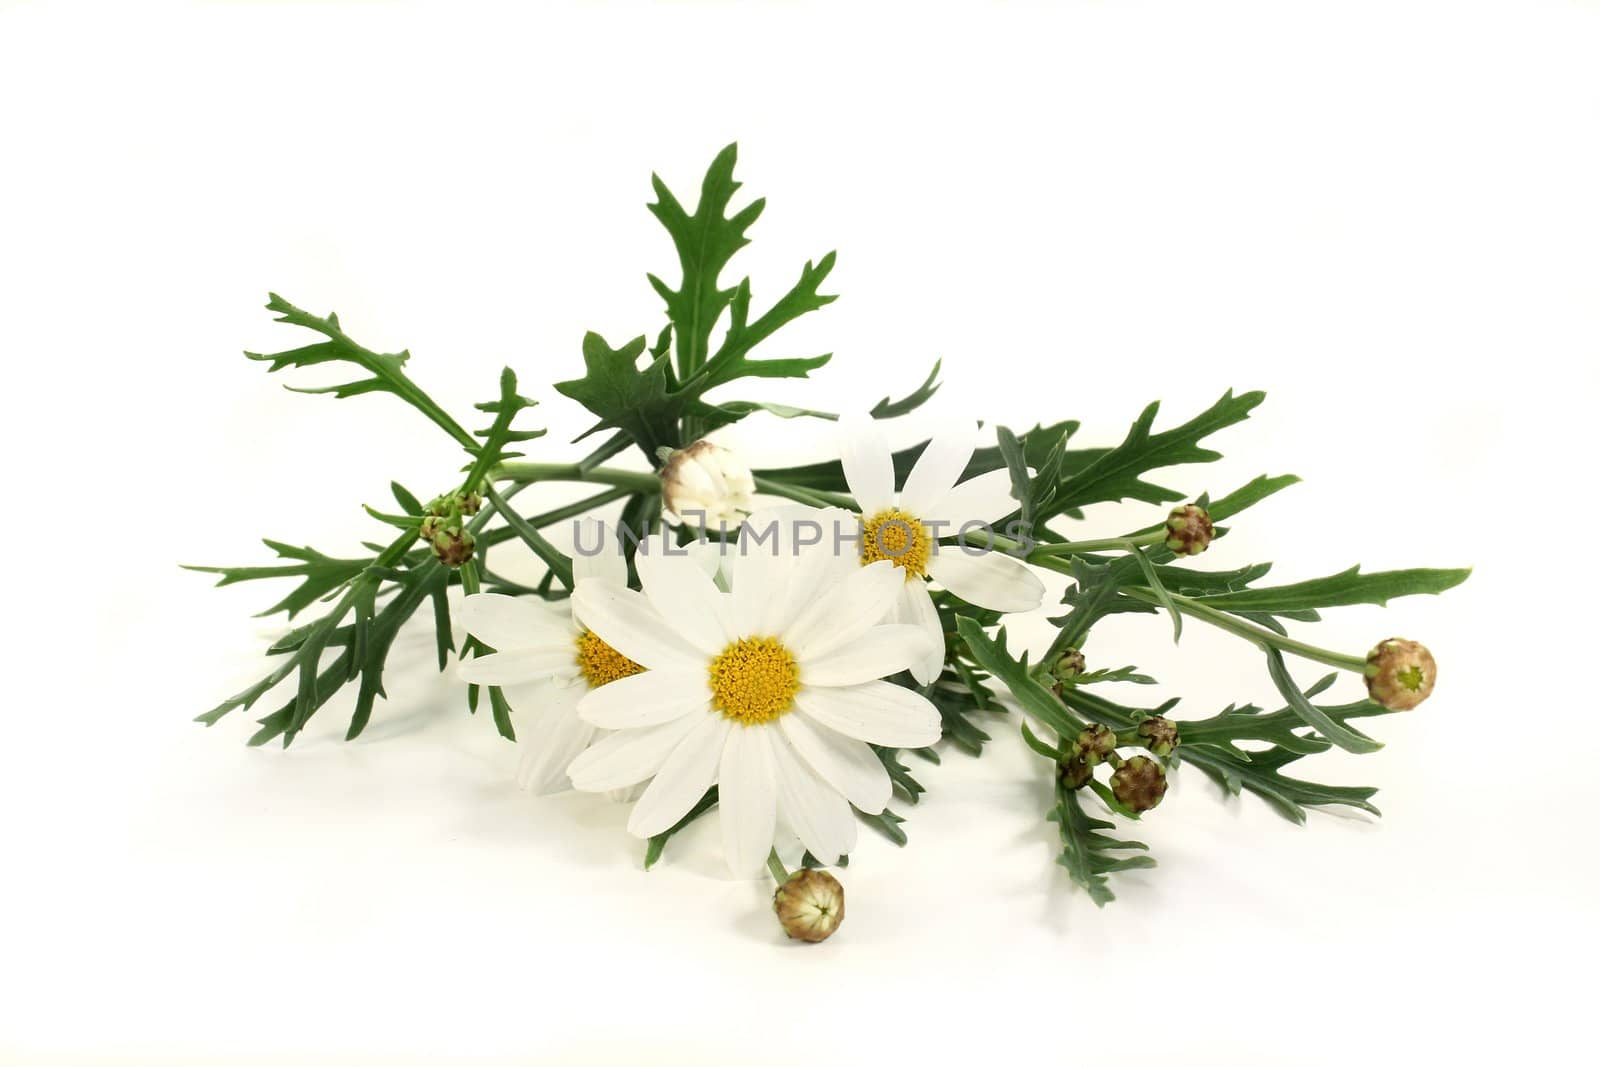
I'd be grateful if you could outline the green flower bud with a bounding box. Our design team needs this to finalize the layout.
[773,868,845,943]
[1057,754,1093,790]
[1076,723,1118,766]
[1165,504,1214,557]
[426,490,482,519]
[1136,715,1180,757]
[427,523,475,568]
[1110,755,1168,813]
[1050,648,1087,684]
[1364,637,1437,710]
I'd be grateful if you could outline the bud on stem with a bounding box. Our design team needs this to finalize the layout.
[773,868,845,943]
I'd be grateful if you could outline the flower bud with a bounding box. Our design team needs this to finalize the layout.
[1076,723,1118,766]
[1050,648,1087,684]
[425,522,475,568]
[660,440,756,527]
[425,490,482,519]
[773,868,845,943]
[1364,637,1437,710]
[1110,755,1168,813]
[1137,715,1180,757]
[1057,755,1093,790]
[1165,504,1214,557]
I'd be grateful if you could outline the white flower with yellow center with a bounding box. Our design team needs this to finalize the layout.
[837,413,1046,684]
[565,507,942,876]
[457,518,650,795]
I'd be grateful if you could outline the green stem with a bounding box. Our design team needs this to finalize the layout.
[766,849,790,885]
[491,461,660,494]
[1027,530,1165,556]
[752,476,854,510]
[1121,587,1367,672]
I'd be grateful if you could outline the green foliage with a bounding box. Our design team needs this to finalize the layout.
[1047,389,1264,516]
[1193,565,1471,614]
[1050,785,1156,907]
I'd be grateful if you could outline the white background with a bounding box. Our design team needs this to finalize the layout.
[3,1,1596,1064]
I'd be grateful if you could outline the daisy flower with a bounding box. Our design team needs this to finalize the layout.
[565,508,943,876]
[456,518,647,795]
[835,413,1046,684]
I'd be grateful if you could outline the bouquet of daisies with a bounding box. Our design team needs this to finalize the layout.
[191,146,1466,942]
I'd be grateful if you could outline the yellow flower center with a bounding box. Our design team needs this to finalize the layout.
[709,637,801,725]
[575,629,645,688]
[860,507,931,580]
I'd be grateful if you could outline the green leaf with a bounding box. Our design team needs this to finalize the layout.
[696,259,836,389]
[464,366,543,488]
[1052,786,1155,907]
[485,485,574,590]
[857,807,908,846]
[955,618,1083,738]
[1047,390,1265,515]
[870,359,942,419]
[648,143,765,379]
[1265,649,1382,754]
[1193,565,1471,614]
[249,294,476,450]
[874,746,925,805]
[554,331,682,454]
[182,539,368,619]
[1047,556,1154,651]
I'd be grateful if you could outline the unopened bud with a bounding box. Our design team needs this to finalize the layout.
[1110,755,1168,813]
[1057,755,1093,790]
[1165,504,1214,557]
[773,868,845,943]
[426,523,475,568]
[1364,638,1437,710]
[1137,716,1180,756]
[660,440,756,527]
[425,490,482,519]
[1050,648,1087,684]
[1076,723,1118,766]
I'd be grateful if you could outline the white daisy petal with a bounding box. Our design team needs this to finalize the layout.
[800,623,933,686]
[578,670,709,729]
[506,683,592,795]
[459,593,570,651]
[899,422,977,517]
[572,516,627,587]
[779,710,893,814]
[625,713,731,838]
[570,583,703,671]
[770,730,857,864]
[458,647,578,687]
[718,726,778,877]
[634,548,732,654]
[923,468,1024,529]
[794,681,943,748]
[567,713,704,791]
[837,412,896,514]
[897,581,946,685]
[927,549,1045,614]
[781,559,903,661]
[729,505,844,636]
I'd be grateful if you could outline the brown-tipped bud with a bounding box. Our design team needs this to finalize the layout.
[428,524,475,568]
[1137,715,1180,757]
[1110,755,1168,813]
[1165,504,1214,557]
[773,868,844,943]
[1364,638,1437,710]
[1057,755,1093,790]
[1050,648,1087,684]
[1076,723,1118,766]
[426,490,482,518]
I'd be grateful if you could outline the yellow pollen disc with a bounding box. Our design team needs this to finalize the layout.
[575,629,645,689]
[709,637,801,725]
[860,507,931,580]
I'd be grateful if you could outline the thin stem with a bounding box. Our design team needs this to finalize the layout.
[752,476,854,510]
[766,849,790,884]
[1121,587,1368,672]
[1027,530,1165,556]
[491,461,661,494]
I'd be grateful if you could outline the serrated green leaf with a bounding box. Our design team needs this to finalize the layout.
[1193,565,1471,614]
